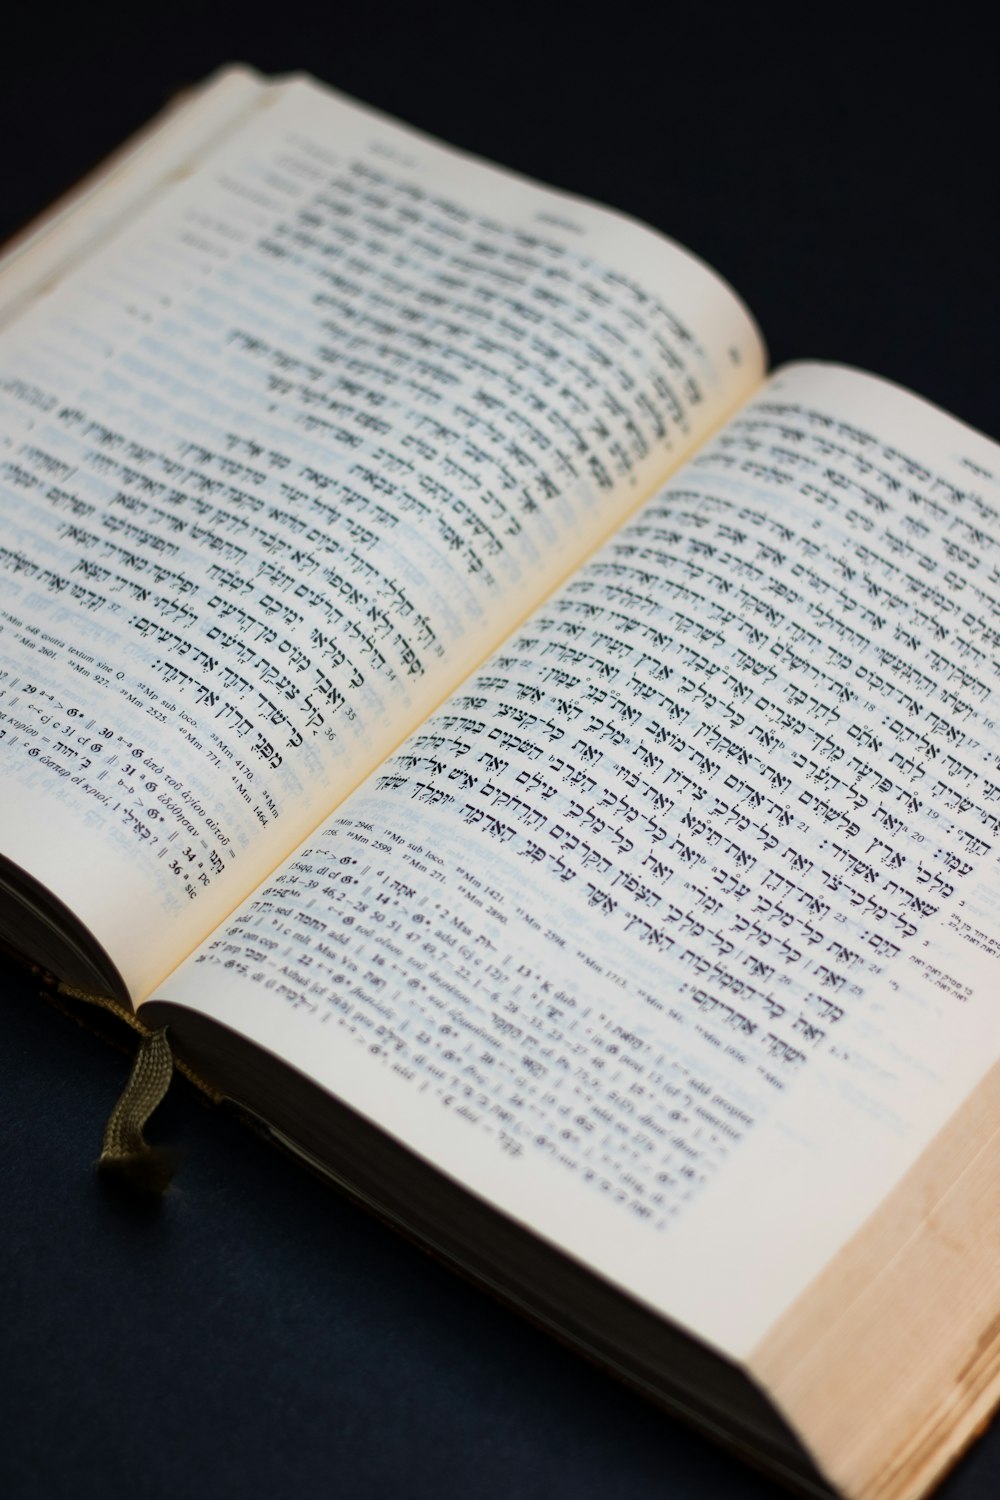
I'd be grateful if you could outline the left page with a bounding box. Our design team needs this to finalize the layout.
[0,69,763,1000]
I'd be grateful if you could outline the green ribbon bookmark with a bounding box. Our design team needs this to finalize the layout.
[98,1027,176,1194]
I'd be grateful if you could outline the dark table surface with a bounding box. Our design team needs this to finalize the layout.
[2,7,998,1497]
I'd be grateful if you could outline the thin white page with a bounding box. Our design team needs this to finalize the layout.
[155,361,1000,1357]
[0,73,762,998]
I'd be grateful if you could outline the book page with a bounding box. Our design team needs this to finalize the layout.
[0,72,762,999]
[154,362,1000,1356]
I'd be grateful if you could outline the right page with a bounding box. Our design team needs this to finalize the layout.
[151,362,1000,1360]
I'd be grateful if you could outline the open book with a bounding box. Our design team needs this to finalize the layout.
[4,64,1000,1500]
